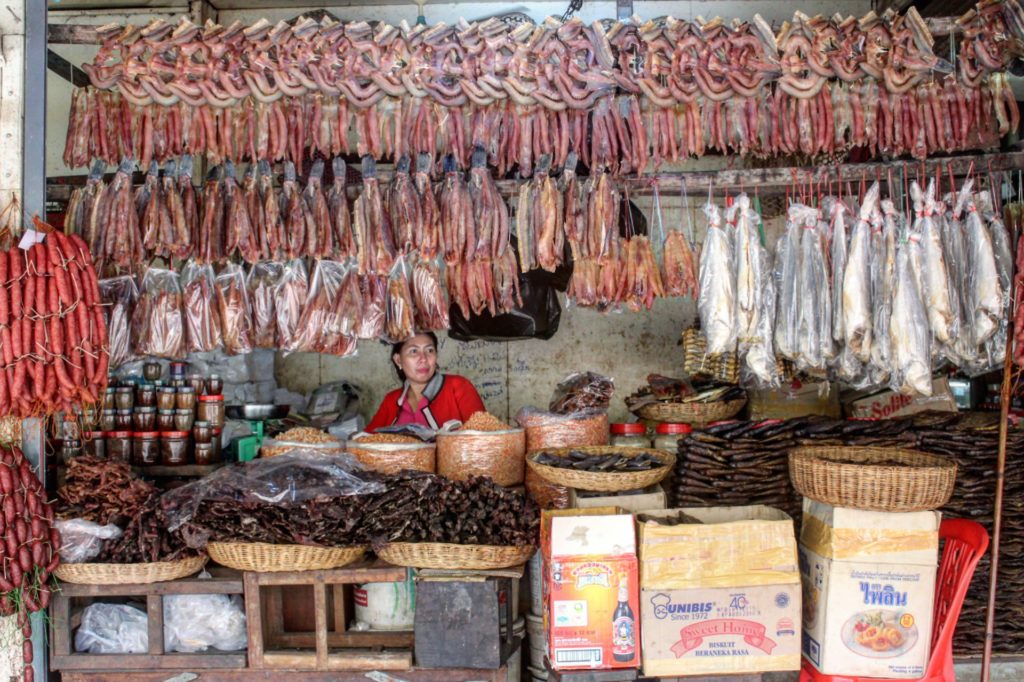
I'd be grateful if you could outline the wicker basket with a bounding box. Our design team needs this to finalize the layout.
[635,397,746,426]
[54,555,207,585]
[436,428,526,486]
[346,441,436,474]
[788,446,957,512]
[520,412,610,452]
[377,542,535,570]
[207,542,365,572]
[681,328,740,383]
[526,446,676,492]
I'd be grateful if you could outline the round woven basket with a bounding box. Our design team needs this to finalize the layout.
[436,429,526,486]
[788,446,957,512]
[207,542,365,572]
[635,398,746,426]
[54,555,207,585]
[377,542,535,570]
[346,441,436,474]
[526,446,675,492]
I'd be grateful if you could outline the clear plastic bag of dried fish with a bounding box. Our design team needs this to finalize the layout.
[180,259,222,353]
[698,201,735,354]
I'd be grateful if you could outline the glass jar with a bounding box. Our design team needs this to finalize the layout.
[99,410,116,432]
[157,387,177,411]
[133,432,160,465]
[114,409,133,431]
[114,387,134,410]
[610,423,650,448]
[143,361,162,382]
[170,379,186,389]
[136,383,156,408]
[205,374,223,396]
[133,407,156,431]
[174,408,194,431]
[157,409,176,432]
[192,421,212,444]
[161,431,190,466]
[654,423,692,452]
[194,442,215,465]
[186,375,205,396]
[107,432,132,462]
[169,361,188,379]
[60,439,82,464]
[197,395,225,428]
[176,387,196,410]
[103,387,116,410]
[83,432,106,459]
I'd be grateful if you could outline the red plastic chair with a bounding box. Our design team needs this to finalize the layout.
[800,518,990,682]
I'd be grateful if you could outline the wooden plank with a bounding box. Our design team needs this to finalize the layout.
[247,563,407,586]
[331,584,345,634]
[146,595,163,655]
[261,649,413,671]
[244,571,265,670]
[51,652,248,671]
[59,575,243,597]
[268,630,414,649]
[264,585,284,647]
[50,592,72,657]
[60,666,508,681]
[313,581,328,670]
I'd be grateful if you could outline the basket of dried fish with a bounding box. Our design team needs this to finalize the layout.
[527,447,675,492]
[789,446,957,512]
[627,375,746,427]
[680,329,740,383]
[376,542,535,570]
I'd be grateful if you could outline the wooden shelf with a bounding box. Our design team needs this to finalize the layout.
[131,463,225,477]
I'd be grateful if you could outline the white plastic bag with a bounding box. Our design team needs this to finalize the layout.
[164,593,247,652]
[55,518,123,564]
[75,604,148,654]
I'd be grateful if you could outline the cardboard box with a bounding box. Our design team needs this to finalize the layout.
[637,506,801,677]
[547,514,640,670]
[843,378,957,419]
[747,381,841,421]
[799,500,940,679]
[570,486,667,513]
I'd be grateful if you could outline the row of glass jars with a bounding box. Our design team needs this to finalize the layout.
[610,422,692,450]
[70,427,223,466]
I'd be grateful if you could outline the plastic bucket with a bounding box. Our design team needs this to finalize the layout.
[525,612,546,669]
[528,551,543,616]
[506,617,525,682]
[353,574,415,630]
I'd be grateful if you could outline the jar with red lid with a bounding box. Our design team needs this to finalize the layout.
[161,432,190,466]
[197,395,225,428]
[609,423,651,448]
[654,422,692,452]
[83,432,106,459]
[133,432,161,465]
[107,432,132,462]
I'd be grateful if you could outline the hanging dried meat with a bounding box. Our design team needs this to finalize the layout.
[180,259,221,353]
[98,275,138,369]
[304,159,334,259]
[214,262,254,356]
[247,261,282,349]
[327,158,355,260]
[274,258,309,349]
[385,257,416,342]
[132,266,185,359]
[412,259,449,332]
[354,157,396,276]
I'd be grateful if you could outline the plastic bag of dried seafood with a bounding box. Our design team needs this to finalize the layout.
[181,259,222,353]
[161,450,386,533]
[98,275,139,369]
[548,372,615,414]
[515,407,609,452]
[131,266,185,359]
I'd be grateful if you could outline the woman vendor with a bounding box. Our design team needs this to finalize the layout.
[366,332,485,432]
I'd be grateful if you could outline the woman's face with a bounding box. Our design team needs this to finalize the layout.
[394,334,438,384]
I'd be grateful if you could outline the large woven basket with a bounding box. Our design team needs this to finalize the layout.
[789,446,957,512]
[526,446,675,492]
[520,412,610,452]
[436,428,526,486]
[54,555,207,585]
[635,398,746,427]
[207,542,365,572]
[346,441,436,474]
[377,542,535,570]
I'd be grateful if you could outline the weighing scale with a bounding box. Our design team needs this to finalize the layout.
[225,404,291,461]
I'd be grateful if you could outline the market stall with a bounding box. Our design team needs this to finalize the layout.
[0,0,1018,679]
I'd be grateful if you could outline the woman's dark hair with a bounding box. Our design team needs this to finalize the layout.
[391,332,439,382]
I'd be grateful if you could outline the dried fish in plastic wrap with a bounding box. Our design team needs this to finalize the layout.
[180,260,222,353]
[827,197,847,348]
[274,258,308,349]
[98,275,138,369]
[841,183,878,379]
[333,266,363,342]
[773,208,800,361]
[869,199,898,384]
[943,184,971,363]
[890,235,933,396]
[385,257,416,343]
[214,262,254,356]
[964,192,1003,348]
[795,204,832,372]
[133,267,185,359]
[980,190,1013,369]
[412,259,450,331]
[698,202,735,354]
[319,262,358,357]
[731,194,760,352]
[388,155,421,256]
[358,273,387,340]
[247,261,283,349]
[327,158,355,260]
[290,259,345,353]
[912,180,958,349]
[744,214,779,386]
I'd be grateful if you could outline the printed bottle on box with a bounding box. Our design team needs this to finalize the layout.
[612,575,636,663]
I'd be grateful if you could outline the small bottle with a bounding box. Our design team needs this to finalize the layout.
[612,575,636,664]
